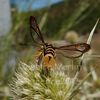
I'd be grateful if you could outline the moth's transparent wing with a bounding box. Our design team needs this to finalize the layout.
[56,50,82,58]
[30,16,45,45]
[55,43,90,58]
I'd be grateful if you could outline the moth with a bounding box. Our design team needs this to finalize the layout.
[30,16,90,70]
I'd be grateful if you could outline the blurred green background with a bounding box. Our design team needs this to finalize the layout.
[0,0,100,100]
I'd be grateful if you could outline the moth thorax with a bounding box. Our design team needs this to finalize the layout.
[45,45,55,57]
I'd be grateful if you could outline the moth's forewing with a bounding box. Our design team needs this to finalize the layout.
[56,49,82,58]
[30,16,45,45]
[55,43,90,58]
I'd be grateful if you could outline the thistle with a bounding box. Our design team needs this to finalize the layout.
[10,62,78,100]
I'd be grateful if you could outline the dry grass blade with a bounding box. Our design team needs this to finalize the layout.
[87,18,99,44]
[39,12,48,30]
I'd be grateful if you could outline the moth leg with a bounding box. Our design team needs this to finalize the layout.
[36,51,43,65]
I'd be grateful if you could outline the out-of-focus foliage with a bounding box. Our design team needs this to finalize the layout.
[0,0,100,100]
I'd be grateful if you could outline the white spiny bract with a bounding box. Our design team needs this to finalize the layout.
[10,62,75,100]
